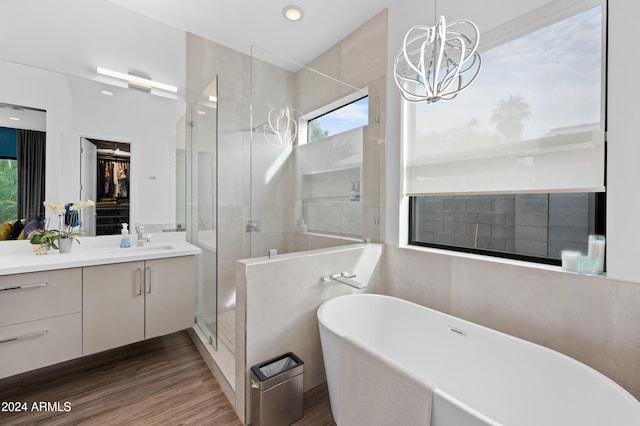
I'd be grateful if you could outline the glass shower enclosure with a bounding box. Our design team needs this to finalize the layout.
[190,76,218,349]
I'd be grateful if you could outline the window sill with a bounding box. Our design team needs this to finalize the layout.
[398,243,608,278]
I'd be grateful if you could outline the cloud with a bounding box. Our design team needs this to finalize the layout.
[412,4,603,143]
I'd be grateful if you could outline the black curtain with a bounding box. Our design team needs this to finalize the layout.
[16,129,46,219]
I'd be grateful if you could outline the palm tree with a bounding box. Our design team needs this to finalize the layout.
[491,95,532,141]
[467,118,480,129]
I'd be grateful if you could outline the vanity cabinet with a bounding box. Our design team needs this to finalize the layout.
[0,269,82,379]
[82,256,195,355]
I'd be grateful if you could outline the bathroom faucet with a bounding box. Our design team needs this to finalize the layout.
[135,223,151,246]
[322,272,367,289]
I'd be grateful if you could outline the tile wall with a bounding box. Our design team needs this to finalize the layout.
[385,245,640,399]
[237,243,385,424]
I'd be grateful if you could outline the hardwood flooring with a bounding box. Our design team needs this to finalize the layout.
[0,331,335,425]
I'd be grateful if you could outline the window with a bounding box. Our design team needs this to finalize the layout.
[298,93,368,237]
[307,96,368,143]
[410,193,605,264]
[0,127,18,224]
[0,158,17,224]
[405,1,606,265]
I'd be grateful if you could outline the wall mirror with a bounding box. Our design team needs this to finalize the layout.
[0,59,186,241]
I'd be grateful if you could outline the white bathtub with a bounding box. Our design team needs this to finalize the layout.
[317,294,640,426]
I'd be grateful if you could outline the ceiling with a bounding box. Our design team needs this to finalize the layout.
[105,0,400,67]
[0,0,400,102]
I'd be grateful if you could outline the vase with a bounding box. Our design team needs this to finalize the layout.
[58,237,74,253]
[31,243,50,255]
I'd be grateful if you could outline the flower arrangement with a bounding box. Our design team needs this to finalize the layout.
[40,199,95,243]
[60,200,95,239]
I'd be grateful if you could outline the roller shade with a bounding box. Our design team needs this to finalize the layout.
[403,2,606,196]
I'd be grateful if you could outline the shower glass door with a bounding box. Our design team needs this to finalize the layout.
[190,76,218,348]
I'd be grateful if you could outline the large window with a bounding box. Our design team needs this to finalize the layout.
[307,96,368,143]
[405,0,606,265]
[410,193,605,264]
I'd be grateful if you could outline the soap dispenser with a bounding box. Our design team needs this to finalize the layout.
[120,223,131,248]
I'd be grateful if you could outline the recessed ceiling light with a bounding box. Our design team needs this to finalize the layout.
[208,95,217,102]
[197,110,207,115]
[283,5,303,21]
[9,117,20,121]
[101,90,114,96]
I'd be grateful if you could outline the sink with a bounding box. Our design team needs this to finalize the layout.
[109,244,175,254]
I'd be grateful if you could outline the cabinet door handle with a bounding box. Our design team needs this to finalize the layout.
[145,266,151,294]
[0,282,47,292]
[0,329,48,344]
[136,268,143,296]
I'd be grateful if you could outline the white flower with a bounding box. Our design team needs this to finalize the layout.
[43,200,65,215]
[70,199,95,211]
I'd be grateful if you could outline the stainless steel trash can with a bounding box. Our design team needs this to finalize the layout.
[250,352,304,426]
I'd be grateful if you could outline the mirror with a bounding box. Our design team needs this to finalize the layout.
[0,59,186,240]
[0,0,186,240]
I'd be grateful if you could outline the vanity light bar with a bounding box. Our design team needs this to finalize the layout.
[96,66,178,93]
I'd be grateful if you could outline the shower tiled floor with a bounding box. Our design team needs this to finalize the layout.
[217,309,236,356]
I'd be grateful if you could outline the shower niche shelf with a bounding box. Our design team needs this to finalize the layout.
[301,165,361,200]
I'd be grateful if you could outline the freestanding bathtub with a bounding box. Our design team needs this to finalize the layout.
[318,294,640,426]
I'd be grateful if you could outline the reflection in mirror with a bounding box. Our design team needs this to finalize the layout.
[0,102,46,241]
[0,59,186,241]
[80,139,131,236]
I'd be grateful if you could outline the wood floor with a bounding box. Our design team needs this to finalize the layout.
[0,331,335,426]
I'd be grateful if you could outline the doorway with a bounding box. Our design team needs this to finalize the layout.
[80,138,131,236]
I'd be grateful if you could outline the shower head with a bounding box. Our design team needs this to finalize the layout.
[253,122,277,135]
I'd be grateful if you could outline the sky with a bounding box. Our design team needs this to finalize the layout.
[310,96,369,139]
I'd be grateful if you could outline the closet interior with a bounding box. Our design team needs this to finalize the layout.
[83,139,130,236]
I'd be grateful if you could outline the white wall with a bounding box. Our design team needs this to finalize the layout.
[606,0,640,283]
[0,0,185,97]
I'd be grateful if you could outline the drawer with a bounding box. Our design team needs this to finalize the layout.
[0,269,82,327]
[0,312,82,379]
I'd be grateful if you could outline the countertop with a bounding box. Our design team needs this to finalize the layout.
[0,233,201,276]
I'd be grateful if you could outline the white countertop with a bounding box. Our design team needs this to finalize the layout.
[0,232,201,276]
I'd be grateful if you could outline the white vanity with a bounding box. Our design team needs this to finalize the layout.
[0,233,200,379]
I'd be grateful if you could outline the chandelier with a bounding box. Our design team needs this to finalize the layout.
[393,15,481,103]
